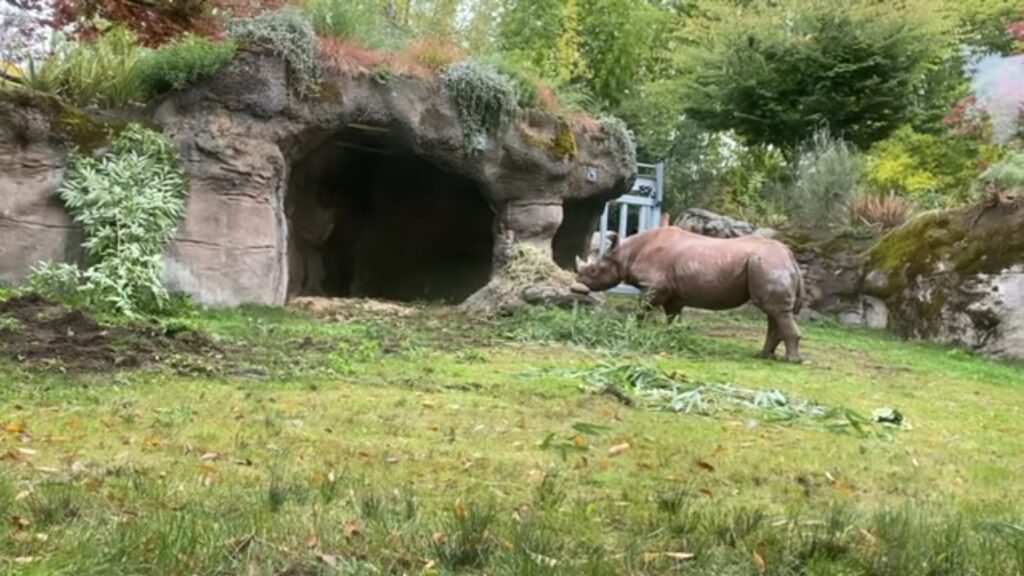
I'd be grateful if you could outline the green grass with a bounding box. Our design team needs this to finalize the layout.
[1,297,1024,574]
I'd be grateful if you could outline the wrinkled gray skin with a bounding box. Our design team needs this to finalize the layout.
[575,227,805,363]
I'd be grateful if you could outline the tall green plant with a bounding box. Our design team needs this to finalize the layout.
[29,124,188,316]
[20,26,144,108]
[787,129,862,226]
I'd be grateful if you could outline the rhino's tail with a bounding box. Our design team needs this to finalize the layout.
[790,249,804,315]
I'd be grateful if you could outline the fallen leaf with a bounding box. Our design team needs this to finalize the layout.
[200,452,220,461]
[597,459,611,470]
[753,550,766,573]
[608,442,631,456]
[385,456,400,464]
[318,554,339,567]
[699,488,714,498]
[16,448,37,456]
[344,519,363,538]
[665,552,695,561]
[431,531,446,545]
[5,420,25,435]
[306,533,319,549]
[454,498,466,519]
[143,435,162,448]
[572,435,587,448]
[34,533,48,542]
[14,557,35,564]
[696,459,715,472]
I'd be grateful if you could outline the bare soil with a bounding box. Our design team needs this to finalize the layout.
[0,294,221,371]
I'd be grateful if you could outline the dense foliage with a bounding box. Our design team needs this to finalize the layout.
[678,0,955,151]
[136,34,237,98]
[29,124,188,316]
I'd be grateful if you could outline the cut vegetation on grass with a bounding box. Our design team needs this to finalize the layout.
[1,295,1023,574]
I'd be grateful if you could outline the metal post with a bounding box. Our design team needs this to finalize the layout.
[598,203,609,256]
[618,203,629,238]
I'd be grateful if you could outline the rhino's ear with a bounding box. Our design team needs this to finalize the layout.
[606,232,620,251]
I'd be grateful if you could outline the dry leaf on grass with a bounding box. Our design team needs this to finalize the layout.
[608,442,631,456]
[753,550,766,573]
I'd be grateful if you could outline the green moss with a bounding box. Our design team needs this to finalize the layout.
[549,121,577,162]
[0,87,121,152]
[53,107,119,152]
[518,119,577,163]
[866,210,965,298]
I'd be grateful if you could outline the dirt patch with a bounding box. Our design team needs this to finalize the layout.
[288,296,421,320]
[0,294,221,372]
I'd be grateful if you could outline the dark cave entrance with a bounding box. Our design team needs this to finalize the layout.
[286,127,495,303]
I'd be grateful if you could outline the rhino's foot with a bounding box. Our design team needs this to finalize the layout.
[784,355,804,365]
[757,351,777,360]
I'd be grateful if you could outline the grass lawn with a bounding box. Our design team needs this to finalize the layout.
[1,295,1024,575]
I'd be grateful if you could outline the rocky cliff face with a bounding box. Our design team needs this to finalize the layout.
[863,202,1024,360]
[0,51,636,309]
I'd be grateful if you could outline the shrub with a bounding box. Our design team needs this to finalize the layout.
[976,151,1024,200]
[302,0,405,49]
[136,34,236,98]
[29,124,188,316]
[401,38,464,73]
[597,115,636,164]
[227,7,320,98]
[441,60,519,152]
[864,125,1003,206]
[788,128,862,226]
[20,26,144,108]
[851,193,912,230]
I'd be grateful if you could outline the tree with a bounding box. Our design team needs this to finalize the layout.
[677,0,957,152]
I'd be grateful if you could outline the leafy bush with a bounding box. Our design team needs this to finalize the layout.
[977,151,1024,197]
[441,60,518,152]
[227,7,321,98]
[20,26,144,108]
[136,34,236,98]
[864,125,1003,206]
[597,115,636,163]
[29,124,188,316]
[787,129,862,226]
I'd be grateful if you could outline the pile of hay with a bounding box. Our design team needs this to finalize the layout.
[460,243,598,316]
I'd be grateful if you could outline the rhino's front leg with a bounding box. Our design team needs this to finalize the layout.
[636,287,668,324]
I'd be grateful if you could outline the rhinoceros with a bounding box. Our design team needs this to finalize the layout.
[574,227,805,363]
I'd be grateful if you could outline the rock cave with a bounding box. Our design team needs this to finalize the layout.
[0,51,638,310]
[286,127,495,303]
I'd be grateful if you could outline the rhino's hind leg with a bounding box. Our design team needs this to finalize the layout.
[759,317,782,358]
[773,313,803,363]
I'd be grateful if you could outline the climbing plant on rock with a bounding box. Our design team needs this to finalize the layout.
[29,123,188,316]
[441,60,518,152]
[227,7,321,98]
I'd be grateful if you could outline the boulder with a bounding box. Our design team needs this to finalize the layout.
[674,208,756,238]
[863,202,1024,360]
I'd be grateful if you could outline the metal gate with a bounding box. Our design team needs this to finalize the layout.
[596,162,665,295]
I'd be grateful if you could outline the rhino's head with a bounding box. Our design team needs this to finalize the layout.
[574,232,622,292]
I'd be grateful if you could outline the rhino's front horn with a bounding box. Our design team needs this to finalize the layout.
[575,255,587,270]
